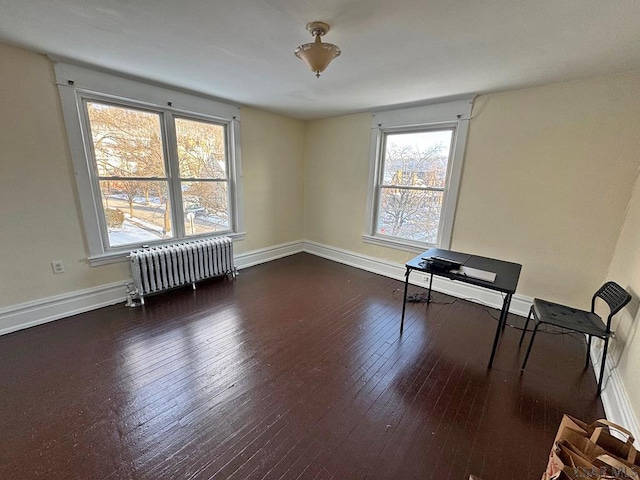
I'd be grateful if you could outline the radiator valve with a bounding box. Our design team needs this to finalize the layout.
[125,283,142,307]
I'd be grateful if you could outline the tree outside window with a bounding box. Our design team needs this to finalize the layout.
[85,101,232,248]
[375,129,454,245]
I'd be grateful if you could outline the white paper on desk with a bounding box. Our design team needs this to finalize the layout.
[458,266,496,282]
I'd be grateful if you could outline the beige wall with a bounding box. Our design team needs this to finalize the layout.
[606,173,640,422]
[237,107,305,254]
[304,72,640,309]
[0,42,305,308]
[303,113,418,265]
[0,42,127,306]
[304,114,370,248]
[454,72,640,307]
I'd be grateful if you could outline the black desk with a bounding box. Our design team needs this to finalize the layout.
[400,248,522,369]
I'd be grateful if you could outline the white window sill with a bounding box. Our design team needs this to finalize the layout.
[87,232,246,267]
[361,234,435,254]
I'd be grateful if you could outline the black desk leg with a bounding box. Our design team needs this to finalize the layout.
[427,273,434,304]
[501,294,513,333]
[400,267,411,335]
[488,293,511,369]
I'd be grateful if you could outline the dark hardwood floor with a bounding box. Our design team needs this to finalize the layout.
[0,253,604,479]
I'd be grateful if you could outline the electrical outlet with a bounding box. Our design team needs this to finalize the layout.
[51,261,65,274]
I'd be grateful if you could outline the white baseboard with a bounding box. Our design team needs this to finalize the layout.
[235,241,304,270]
[0,241,305,336]
[0,282,127,336]
[302,240,533,317]
[5,240,526,336]
[590,344,640,441]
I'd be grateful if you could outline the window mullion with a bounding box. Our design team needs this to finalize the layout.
[97,176,169,182]
[163,111,185,239]
[380,185,446,192]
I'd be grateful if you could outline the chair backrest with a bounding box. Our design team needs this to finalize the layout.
[591,282,632,328]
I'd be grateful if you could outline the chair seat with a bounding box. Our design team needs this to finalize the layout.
[533,298,608,337]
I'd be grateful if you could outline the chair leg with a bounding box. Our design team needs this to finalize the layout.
[519,306,534,347]
[521,322,540,372]
[585,335,592,370]
[597,337,609,394]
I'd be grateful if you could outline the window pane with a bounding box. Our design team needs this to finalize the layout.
[86,102,166,178]
[383,130,453,188]
[100,180,173,246]
[182,181,229,236]
[175,118,227,179]
[377,188,443,244]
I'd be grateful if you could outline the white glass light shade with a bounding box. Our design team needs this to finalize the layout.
[294,23,341,78]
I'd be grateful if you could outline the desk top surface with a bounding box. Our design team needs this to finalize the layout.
[406,248,522,294]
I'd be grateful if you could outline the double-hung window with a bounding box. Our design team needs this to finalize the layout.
[55,63,244,265]
[364,100,472,252]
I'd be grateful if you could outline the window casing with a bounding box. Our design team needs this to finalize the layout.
[364,100,472,252]
[55,62,244,265]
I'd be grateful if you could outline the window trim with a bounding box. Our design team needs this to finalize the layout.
[363,99,473,252]
[54,62,244,266]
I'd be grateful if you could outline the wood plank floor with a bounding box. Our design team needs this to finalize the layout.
[0,253,605,479]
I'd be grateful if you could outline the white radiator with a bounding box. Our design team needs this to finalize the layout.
[128,237,235,305]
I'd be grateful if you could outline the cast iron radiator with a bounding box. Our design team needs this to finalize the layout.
[128,237,236,305]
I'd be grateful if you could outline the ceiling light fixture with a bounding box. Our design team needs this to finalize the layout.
[294,21,341,78]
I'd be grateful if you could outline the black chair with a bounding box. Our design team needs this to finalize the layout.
[519,281,631,394]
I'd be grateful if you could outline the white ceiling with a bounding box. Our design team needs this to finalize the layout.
[1,0,639,119]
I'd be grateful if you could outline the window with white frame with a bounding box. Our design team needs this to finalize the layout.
[364,100,472,252]
[55,63,244,265]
